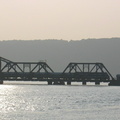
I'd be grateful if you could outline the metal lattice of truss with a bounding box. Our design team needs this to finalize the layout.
[62,63,114,82]
[0,57,54,81]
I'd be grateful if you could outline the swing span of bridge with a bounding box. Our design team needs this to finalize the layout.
[0,57,119,85]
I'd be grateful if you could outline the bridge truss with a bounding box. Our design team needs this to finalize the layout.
[0,57,115,85]
[62,63,114,85]
[0,57,54,81]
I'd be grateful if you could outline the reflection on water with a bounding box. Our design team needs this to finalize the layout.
[0,85,17,113]
[0,84,120,120]
[0,85,15,90]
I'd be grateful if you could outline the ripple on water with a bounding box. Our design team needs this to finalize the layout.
[0,85,120,120]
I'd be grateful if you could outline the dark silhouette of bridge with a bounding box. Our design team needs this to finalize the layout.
[0,57,118,85]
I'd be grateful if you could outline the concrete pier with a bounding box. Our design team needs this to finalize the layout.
[53,81,65,85]
[48,81,52,85]
[109,81,120,86]
[82,81,86,85]
[95,81,100,85]
[0,80,3,84]
[67,81,71,85]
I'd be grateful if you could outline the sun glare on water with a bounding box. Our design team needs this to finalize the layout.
[0,85,16,90]
[0,85,17,113]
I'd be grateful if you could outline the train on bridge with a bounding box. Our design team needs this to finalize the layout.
[0,57,120,86]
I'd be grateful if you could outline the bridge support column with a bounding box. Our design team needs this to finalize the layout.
[67,81,71,85]
[53,81,65,85]
[95,81,100,85]
[48,80,52,85]
[109,80,120,86]
[0,80,3,84]
[82,81,86,85]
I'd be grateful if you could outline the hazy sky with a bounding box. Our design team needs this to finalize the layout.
[0,0,120,40]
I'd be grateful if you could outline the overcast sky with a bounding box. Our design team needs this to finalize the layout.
[0,0,120,40]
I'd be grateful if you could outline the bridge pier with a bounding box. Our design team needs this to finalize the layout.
[109,80,120,86]
[82,81,86,85]
[0,80,3,84]
[67,81,71,85]
[53,81,65,85]
[95,81,100,85]
[48,80,52,85]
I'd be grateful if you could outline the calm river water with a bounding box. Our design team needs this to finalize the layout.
[0,82,120,120]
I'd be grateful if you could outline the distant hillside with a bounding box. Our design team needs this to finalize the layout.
[0,38,120,77]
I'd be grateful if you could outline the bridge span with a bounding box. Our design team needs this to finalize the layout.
[0,57,118,85]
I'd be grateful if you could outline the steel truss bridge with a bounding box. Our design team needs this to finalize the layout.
[0,57,116,85]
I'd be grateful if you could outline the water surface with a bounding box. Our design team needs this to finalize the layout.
[0,83,120,120]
